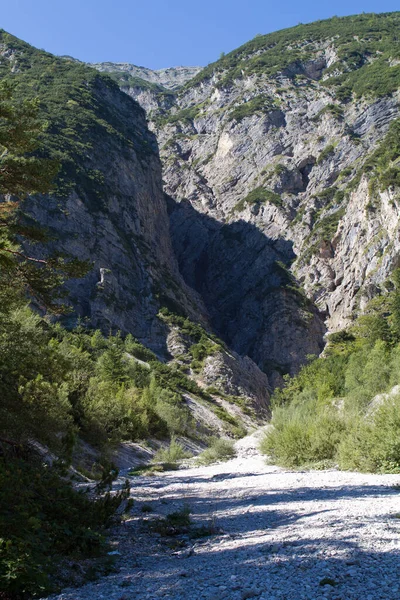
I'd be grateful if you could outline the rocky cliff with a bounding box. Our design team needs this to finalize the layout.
[0,30,271,409]
[90,63,202,114]
[0,31,207,356]
[91,63,202,90]
[116,12,400,379]
[3,12,400,396]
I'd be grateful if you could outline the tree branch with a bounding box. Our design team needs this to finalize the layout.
[2,248,48,264]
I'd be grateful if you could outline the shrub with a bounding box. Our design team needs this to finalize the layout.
[124,334,157,362]
[261,418,311,467]
[154,436,191,464]
[234,187,282,212]
[0,451,128,597]
[197,438,236,465]
[155,389,192,435]
[261,406,346,468]
[339,395,400,473]
[227,95,275,122]
[317,144,335,164]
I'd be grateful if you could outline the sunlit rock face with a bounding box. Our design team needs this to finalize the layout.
[111,14,400,380]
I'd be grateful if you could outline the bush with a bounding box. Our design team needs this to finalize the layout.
[0,451,129,597]
[197,438,236,465]
[261,418,311,467]
[261,401,345,468]
[154,436,191,464]
[339,395,400,472]
[317,144,335,164]
[262,277,400,473]
[234,187,282,212]
[124,334,157,362]
[154,388,192,435]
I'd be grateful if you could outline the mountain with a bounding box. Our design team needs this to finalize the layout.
[89,63,202,115]
[114,12,400,380]
[0,30,202,351]
[2,12,400,388]
[0,29,270,407]
[90,62,202,90]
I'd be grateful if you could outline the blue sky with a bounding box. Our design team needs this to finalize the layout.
[3,1,399,69]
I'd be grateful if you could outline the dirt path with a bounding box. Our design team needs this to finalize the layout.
[49,429,400,600]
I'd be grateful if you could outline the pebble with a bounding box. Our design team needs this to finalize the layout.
[41,429,400,600]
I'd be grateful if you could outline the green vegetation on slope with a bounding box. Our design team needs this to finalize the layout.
[0,41,209,597]
[0,30,153,204]
[261,270,400,472]
[185,12,400,98]
[0,448,129,597]
[234,186,282,212]
[227,95,277,122]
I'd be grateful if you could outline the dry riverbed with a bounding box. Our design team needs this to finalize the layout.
[47,430,400,600]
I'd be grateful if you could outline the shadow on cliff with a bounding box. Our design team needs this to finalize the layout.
[166,196,326,380]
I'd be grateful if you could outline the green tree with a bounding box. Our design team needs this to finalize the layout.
[390,269,400,343]
[0,81,87,311]
[96,343,129,384]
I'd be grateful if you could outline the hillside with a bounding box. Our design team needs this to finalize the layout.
[0,30,270,417]
[112,12,400,381]
[91,62,202,90]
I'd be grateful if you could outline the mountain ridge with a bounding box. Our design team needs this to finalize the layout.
[121,11,400,380]
[2,12,400,384]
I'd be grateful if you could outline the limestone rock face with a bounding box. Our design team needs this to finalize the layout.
[5,44,207,355]
[165,325,270,414]
[91,63,203,90]
[7,15,400,401]
[113,17,400,377]
[202,352,270,414]
[167,197,325,381]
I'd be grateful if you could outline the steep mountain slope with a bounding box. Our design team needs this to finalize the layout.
[3,13,400,389]
[90,63,202,114]
[0,30,205,353]
[0,30,271,406]
[91,63,202,91]
[124,12,400,377]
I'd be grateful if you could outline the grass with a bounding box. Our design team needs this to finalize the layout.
[316,144,336,165]
[153,437,192,464]
[312,104,344,122]
[227,95,276,122]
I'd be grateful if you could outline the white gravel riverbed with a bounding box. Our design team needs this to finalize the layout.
[46,429,400,600]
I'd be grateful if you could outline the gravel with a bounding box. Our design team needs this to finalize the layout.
[44,429,400,600]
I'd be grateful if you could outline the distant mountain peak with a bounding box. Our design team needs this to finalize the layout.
[90,62,203,90]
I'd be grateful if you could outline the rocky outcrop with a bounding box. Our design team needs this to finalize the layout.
[165,323,270,414]
[125,14,400,370]
[91,63,203,90]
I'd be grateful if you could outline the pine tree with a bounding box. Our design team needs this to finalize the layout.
[0,81,88,311]
[97,344,128,384]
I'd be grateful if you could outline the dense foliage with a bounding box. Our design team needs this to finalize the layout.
[0,293,214,597]
[261,270,400,472]
[0,447,129,598]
